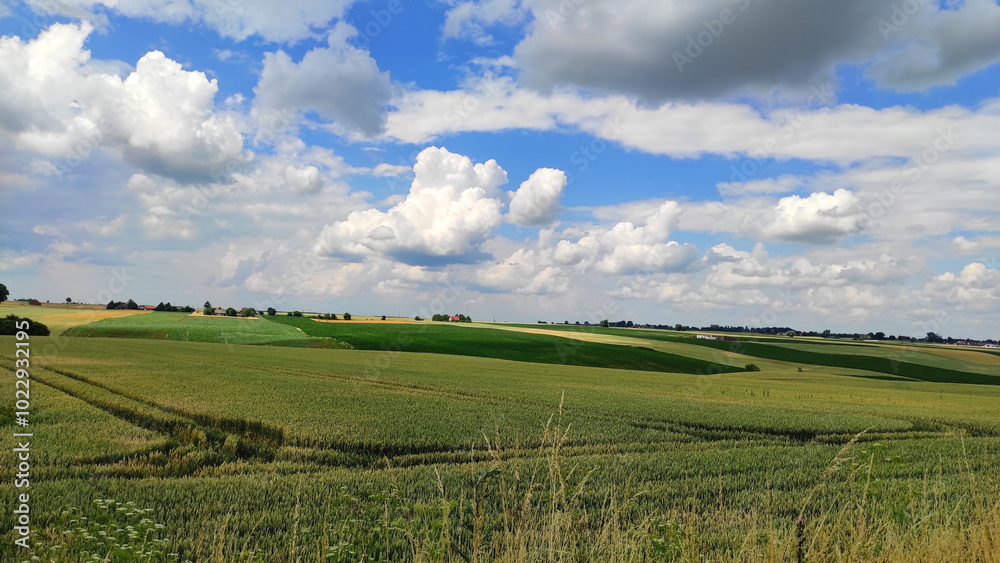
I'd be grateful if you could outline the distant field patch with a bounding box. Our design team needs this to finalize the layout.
[494,323,1000,385]
[66,312,312,345]
[266,316,741,374]
[0,303,148,334]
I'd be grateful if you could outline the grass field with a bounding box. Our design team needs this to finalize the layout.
[2,331,1000,562]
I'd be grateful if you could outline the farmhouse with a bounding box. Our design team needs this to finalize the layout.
[142,305,156,311]
[449,315,461,322]
[696,334,717,340]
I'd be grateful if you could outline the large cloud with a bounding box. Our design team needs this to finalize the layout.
[555,201,698,274]
[506,167,566,226]
[760,189,867,243]
[0,23,248,183]
[513,0,1000,101]
[253,23,393,138]
[313,147,508,265]
[23,0,356,43]
[386,76,998,167]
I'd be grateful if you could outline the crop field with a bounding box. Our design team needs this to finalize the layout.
[262,315,743,374]
[0,303,148,335]
[65,312,314,346]
[2,327,1000,562]
[491,323,1000,386]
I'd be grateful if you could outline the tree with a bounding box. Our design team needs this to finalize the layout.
[240,308,256,318]
[225,307,238,317]
[0,283,8,304]
[821,329,831,338]
[744,363,761,372]
[66,297,72,304]
[785,330,796,337]
[926,332,944,344]
[381,315,386,321]
[204,301,212,309]
[414,316,423,321]
[599,319,609,328]
[126,299,139,310]
[203,306,214,315]
[674,324,684,331]
[267,307,276,316]
[343,312,352,320]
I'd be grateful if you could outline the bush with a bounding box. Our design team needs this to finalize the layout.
[744,363,761,372]
[414,316,423,321]
[288,311,303,317]
[0,315,50,336]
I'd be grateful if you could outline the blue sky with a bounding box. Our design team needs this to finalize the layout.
[1,0,999,338]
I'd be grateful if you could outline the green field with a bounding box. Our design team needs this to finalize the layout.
[2,311,1000,562]
[494,324,1000,385]
[265,316,742,374]
[66,312,314,346]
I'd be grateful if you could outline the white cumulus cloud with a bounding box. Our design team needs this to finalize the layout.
[253,23,393,139]
[760,189,866,243]
[314,147,508,265]
[0,23,249,183]
[506,167,566,227]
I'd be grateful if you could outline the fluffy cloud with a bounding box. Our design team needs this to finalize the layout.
[512,0,1000,101]
[253,23,392,138]
[928,262,1000,307]
[759,189,866,243]
[218,242,271,287]
[554,201,696,274]
[477,248,568,294]
[0,23,248,183]
[506,167,566,227]
[490,200,700,279]
[314,147,508,265]
[23,0,355,43]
